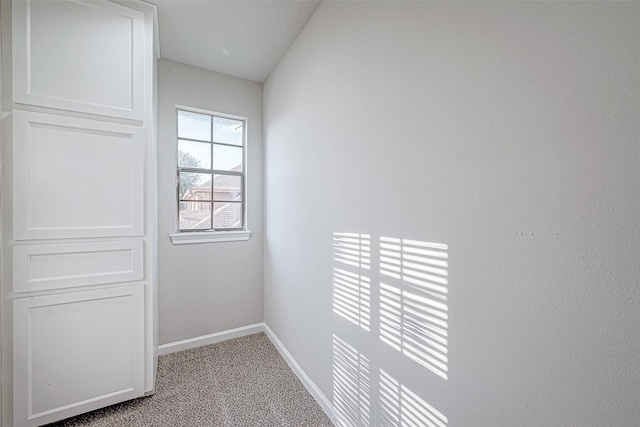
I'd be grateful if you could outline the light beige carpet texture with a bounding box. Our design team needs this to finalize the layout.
[48,333,334,427]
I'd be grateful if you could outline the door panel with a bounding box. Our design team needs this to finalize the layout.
[12,0,145,119]
[13,286,145,427]
[13,110,144,240]
[13,240,144,294]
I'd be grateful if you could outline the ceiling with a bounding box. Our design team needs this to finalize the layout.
[146,0,322,82]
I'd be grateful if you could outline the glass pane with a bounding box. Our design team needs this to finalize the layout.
[213,174,242,201]
[212,144,243,171]
[178,140,211,169]
[179,201,211,230]
[179,172,211,200]
[212,116,243,146]
[212,202,242,229]
[178,110,211,141]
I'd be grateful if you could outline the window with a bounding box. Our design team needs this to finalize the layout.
[176,108,245,232]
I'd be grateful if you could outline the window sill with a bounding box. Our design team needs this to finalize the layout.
[170,230,252,245]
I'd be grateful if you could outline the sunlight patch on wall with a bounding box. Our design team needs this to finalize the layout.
[333,268,371,331]
[333,232,372,332]
[379,369,448,427]
[333,232,371,270]
[379,237,449,380]
[333,335,371,427]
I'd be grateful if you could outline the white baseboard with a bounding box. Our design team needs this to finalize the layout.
[158,323,264,356]
[263,324,338,425]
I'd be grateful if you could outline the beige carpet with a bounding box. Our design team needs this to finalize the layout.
[48,333,334,426]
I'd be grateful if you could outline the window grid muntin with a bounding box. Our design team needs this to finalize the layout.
[179,136,243,148]
[178,170,244,203]
[176,108,246,232]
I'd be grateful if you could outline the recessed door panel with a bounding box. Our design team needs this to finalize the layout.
[13,286,145,426]
[12,0,145,119]
[13,110,144,240]
[13,241,144,293]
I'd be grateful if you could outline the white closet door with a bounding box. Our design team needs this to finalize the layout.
[13,110,144,240]
[12,0,145,120]
[9,1,157,426]
[13,285,145,427]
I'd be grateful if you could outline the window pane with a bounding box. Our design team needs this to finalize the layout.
[179,172,211,200]
[212,202,242,229]
[178,110,211,141]
[212,144,243,171]
[179,201,211,230]
[212,116,243,146]
[178,140,211,169]
[213,174,242,201]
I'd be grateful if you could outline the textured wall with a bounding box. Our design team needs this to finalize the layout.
[158,59,263,344]
[264,2,640,425]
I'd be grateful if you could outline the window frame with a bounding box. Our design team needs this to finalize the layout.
[174,106,248,235]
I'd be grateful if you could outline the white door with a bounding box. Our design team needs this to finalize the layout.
[7,1,157,426]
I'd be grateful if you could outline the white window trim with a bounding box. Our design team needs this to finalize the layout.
[170,230,252,245]
[174,105,249,241]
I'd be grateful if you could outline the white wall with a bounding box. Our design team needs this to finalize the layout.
[0,4,4,425]
[158,59,263,345]
[1,3,14,423]
[264,2,640,426]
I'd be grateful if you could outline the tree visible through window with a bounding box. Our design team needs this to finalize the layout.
[176,109,245,231]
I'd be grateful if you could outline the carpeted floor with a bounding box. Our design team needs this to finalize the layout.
[48,333,334,427]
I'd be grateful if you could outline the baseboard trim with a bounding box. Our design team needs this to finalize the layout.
[263,324,337,425]
[158,323,264,356]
